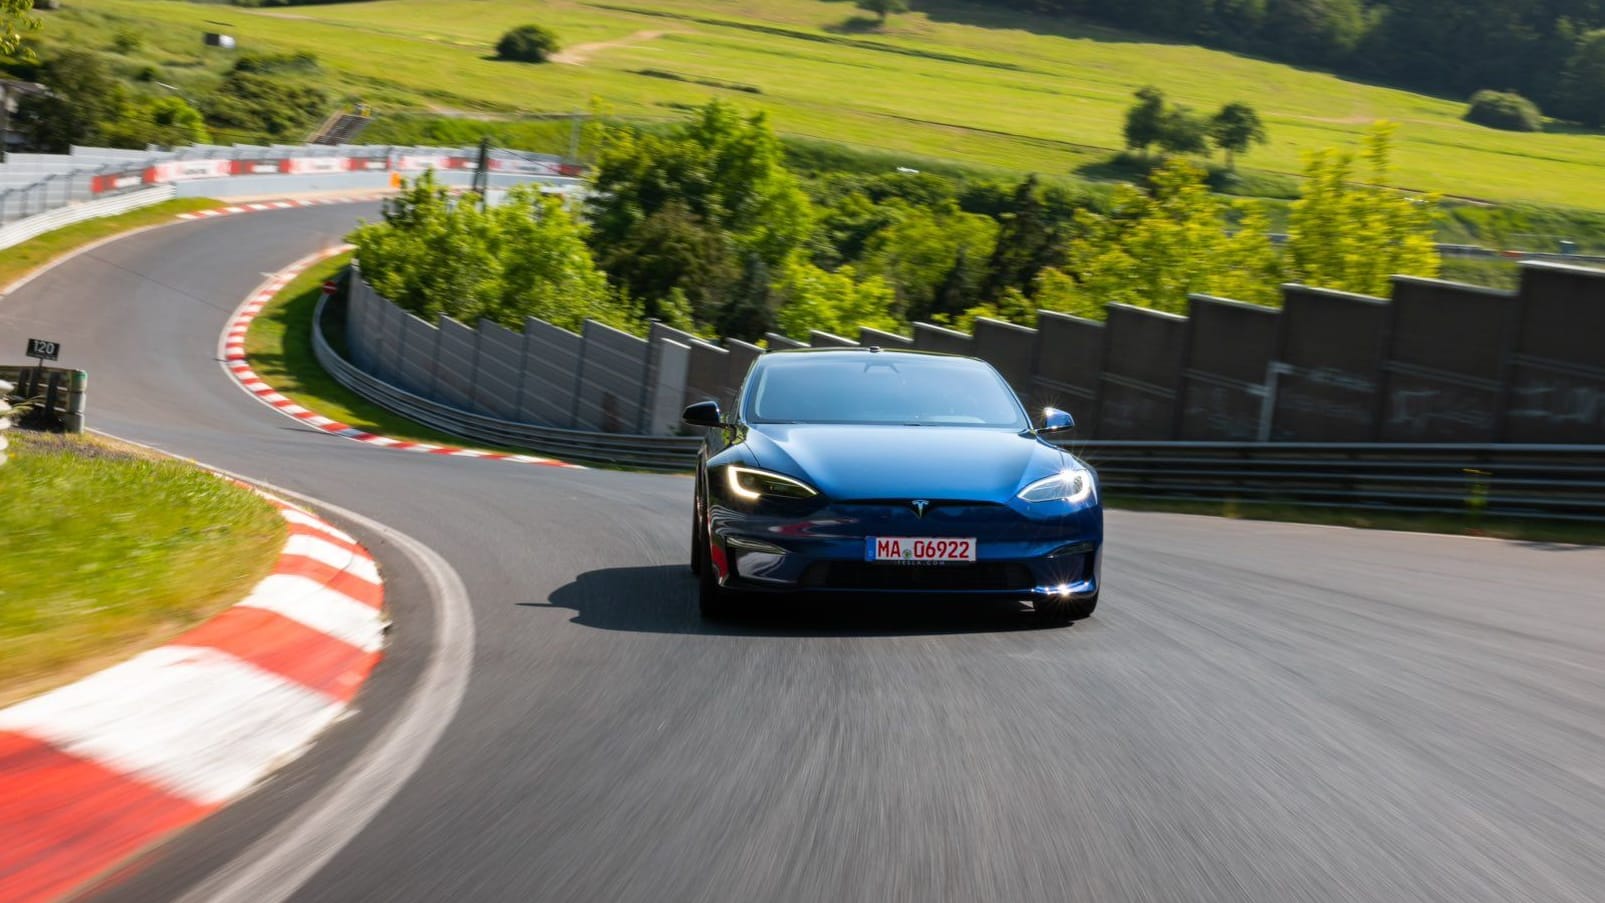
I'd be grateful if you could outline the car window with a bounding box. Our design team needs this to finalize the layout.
[746,355,1027,427]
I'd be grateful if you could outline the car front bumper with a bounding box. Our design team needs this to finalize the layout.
[708,499,1102,598]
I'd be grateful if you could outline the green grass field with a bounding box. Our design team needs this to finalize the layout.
[0,431,285,703]
[244,253,529,452]
[42,0,1605,211]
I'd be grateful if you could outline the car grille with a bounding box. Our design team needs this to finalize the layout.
[799,562,1035,592]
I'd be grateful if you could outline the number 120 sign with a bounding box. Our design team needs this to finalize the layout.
[27,338,59,362]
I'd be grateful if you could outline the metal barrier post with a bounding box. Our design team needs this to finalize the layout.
[65,370,87,433]
[43,371,61,420]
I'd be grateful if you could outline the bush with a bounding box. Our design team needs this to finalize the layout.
[1464,90,1543,132]
[496,25,559,63]
[202,71,328,140]
[231,50,320,74]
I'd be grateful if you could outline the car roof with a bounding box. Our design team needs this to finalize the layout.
[760,346,978,362]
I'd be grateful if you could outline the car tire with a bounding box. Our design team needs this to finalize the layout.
[1035,593,1097,627]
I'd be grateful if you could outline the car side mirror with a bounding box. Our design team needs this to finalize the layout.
[1038,407,1075,434]
[682,400,723,428]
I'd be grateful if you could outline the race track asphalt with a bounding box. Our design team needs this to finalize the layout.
[5,206,1604,903]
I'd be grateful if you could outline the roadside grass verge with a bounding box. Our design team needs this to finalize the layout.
[1104,495,1605,546]
[0,198,220,292]
[243,253,528,453]
[0,431,286,704]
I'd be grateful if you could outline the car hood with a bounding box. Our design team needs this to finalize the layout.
[744,424,1068,503]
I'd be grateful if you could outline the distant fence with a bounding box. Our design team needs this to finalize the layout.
[342,260,1605,447]
[0,143,584,251]
[0,185,175,255]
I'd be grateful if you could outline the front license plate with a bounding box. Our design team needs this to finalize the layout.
[867,537,977,563]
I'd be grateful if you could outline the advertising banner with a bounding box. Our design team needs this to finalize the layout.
[287,156,350,175]
[152,159,233,182]
[231,159,289,176]
[90,171,146,194]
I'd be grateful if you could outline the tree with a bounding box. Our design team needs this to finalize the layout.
[1123,86,1167,155]
[773,260,901,340]
[1284,122,1441,296]
[588,100,814,319]
[1463,89,1543,131]
[14,50,128,151]
[496,24,560,63]
[1261,0,1366,64]
[1157,104,1209,155]
[1051,159,1282,318]
[203,69,329,141]
[715,254,774,340]
[1,0,38,59]
[1209,101,1269,168]
[598,200,736,326]
[1557,29,1605,127]
[350,172,635,335]
[102,96,211,148]
[856,0,910,25]
[860,200,999,322]
[979,175,1065,302]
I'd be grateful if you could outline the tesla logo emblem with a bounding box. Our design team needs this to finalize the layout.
[911,500,929,518]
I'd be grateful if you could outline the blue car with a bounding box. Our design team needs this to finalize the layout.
[684,347,1103,625]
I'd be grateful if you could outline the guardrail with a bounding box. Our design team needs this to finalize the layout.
[1,365,87,433]
[1069,441,1605,522]
[0,185,176,256]
[315,296,1605,520]
[314,297,700,469]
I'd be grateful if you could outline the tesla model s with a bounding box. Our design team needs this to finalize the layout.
[684,347,1102,625]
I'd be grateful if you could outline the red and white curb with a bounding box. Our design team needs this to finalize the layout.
[175,195,386,221]
[0,493,385,903]
[223,247,579,468]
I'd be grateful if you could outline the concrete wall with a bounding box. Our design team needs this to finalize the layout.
[1268,285,1391,442]
[1378,278,1516,442]
[1503,263,1605,443]
[1096,304,1188,440]
[343,262,1605,443]
[1178,296,1278,441]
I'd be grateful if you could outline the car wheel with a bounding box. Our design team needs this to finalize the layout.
[698,541,739,620]
[1035,593,1097,627]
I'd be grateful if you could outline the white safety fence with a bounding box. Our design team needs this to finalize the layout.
[0,142,584,253]
[0,185,176,254]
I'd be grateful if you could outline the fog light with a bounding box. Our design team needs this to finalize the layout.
[727,535,787,555]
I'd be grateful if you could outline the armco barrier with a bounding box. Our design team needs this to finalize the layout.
[1073,441,1605,521]
[0,185,175,254]
[1,365,87,432]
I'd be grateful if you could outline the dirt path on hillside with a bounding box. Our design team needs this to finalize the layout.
[551,30,675,65]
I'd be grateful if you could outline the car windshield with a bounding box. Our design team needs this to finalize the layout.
[745,354,1028,428]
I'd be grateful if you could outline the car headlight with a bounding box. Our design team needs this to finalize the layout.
[1017,466,1095,504]
[726,465,820,501]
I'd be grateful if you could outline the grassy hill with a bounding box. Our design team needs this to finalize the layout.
[37,0,1605,210]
